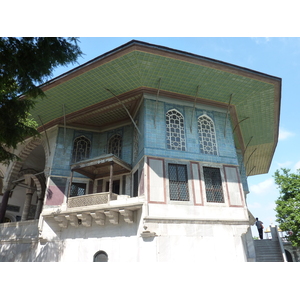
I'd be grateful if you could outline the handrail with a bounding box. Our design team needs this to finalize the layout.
[274,225,287,262]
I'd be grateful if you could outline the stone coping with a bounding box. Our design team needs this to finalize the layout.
[0,219,38,228]
[43,197,145,218]
[144,216,252,225]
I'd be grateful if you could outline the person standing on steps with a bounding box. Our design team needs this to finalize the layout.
[255,217,264,239]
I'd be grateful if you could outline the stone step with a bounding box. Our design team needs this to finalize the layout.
[254,240,284,262]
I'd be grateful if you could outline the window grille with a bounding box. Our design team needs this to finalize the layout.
[198,115,218,155]
[7,204,20,212]
[166,109,186,151]
[108,134,122,158]
[168,164,189,201]
[203,167,224,203]
[70,182,86,197]
[72,136,91,162]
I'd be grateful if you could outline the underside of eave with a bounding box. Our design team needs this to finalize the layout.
[33,87,279,177]
[29,42,281,177]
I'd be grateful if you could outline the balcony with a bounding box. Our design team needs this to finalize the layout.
[42,194,144,228]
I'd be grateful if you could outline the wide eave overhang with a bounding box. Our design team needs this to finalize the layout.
[29,40,281,176]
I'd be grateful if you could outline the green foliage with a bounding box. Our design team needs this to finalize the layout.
[274,168,300,247]
[0,37,83,164]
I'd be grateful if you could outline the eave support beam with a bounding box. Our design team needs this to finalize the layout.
[245,148,257,170]
[243,136,253,155]
[105,88,141,136]
[224,93,233,137]
[233,117,250,134]
[190,85,200,133]
[247,166,256,177]
[62,104,67,154]
[154,78,161,128]
[239,136,253,176]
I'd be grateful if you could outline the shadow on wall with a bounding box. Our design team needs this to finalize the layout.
[0,242,38,262]
[0,238,65,262]
[35,238,65,262]
[0,219,66,262]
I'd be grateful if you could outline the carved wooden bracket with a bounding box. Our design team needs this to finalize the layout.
[54,216,68,228]
[65,214,79,227]
[104,210,119,224]
[77,213,92,227]
[119,209,133,223]
[90,211,106,225]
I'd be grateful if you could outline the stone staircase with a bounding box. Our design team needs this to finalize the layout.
[254,239,284,262]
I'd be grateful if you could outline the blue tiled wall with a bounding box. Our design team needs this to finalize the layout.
[51,125,134,177]
[51,96,242,178]
[144,98,239,165]
[51,128,74,177]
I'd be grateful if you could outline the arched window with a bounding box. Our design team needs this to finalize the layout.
[72,136,91,162]
[93,250,108,262]
[166,109,186,151]
[108,134,122,158]
[198,115,218,155]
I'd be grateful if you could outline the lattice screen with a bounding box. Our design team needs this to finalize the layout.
[166,109,186,151]
[168,164,189,201]
[203,167,224,203]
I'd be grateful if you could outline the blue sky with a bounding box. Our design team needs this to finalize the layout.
[50,37,300,238]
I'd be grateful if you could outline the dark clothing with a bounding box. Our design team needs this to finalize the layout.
[258,228,263,239]
[255,220,263,239]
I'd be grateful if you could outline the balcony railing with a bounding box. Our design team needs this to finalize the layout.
[67,192,118,208]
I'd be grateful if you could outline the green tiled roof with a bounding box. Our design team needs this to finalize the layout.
[30,40,281,176]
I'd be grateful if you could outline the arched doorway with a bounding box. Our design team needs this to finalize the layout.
[1,143,46,223]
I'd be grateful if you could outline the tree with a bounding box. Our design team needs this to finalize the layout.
[0,37,83,164]
[274,168,300,247]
